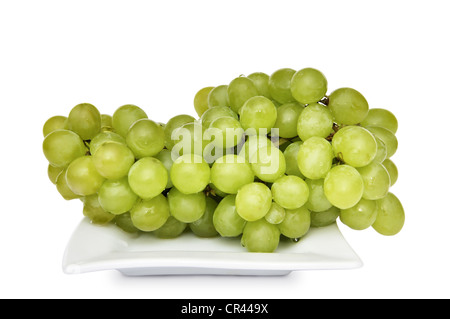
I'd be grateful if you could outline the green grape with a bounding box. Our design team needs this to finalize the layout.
[208,182,228,198]
[194,86,215,117]
[323,165,364,209]
[43,116,68,137]
[164,114,196,150]
[207,85,229,108]
[209,116,244,148]
[305,178,332,212]
[361,108,398,134]
[155,149,174,188]
[239,96,277,131]
[328,88,369,125]
[271,175,309,210]
[268,68,296,104]
[154,216,187,239]
[278,206,311,239]
[283,141,304,178]
[238,135,275,163]
[200,106,238,128]
[382,158,398,186]
[48,164,64,184]
[241,219,280,253]
[340,198,377,230]
[100,114,113,132]
[227,76,259,113]
[66,156,105,196]
[128,157,168,199]
[297,103,333,141]
[297,137,333,179]
[115,212,141,234]
[92,142,135,180]
[273,102,304,138]
[170,153,210,194]
[357,162,391,200]
[98,177,138,215]
[372,193,405,236]
[130,194,170,232]
[210,154,254,194]
[332,126,377,167]
[251,146,286,183]
[56,168,82,200]
[171,122,208,157]
[83,194,115,225]
[247,72,271,99]
[373,136,388,163]
[43,130,86,168]
[112,104,148,137]
[213,194,246,237]
[189,196,219,238]
[67,103,101,140]
[167,187,206,223]
[265,202,286,225]
[235,182,272,221]
[89,131,126,155]
[365,126,398,158]
[126,118,165,158]
[290,67,328,104]
[310,206,340,228]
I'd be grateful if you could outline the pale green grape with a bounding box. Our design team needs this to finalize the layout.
[213,195,246,237]
[167,187,206,223]
[332,126,377,167]
[278,206,311,239]
[92,142,135,180]
[324,165,364,209]
[247,72,271,99]
[241,219,280,253]
[361,108,398,133]
[89,131,126,155]
[83,194,115,225]
[43,116,68,137]
[101,114,113,132]
[112,104,148,137]
[283,141,304,178]
[154,216,187,239]
[382,158,398,186]
[208,183,228,198]
[273,102,304,138]
[210,154,254,194]
[170,154,210,194]
[200,106,238,128]
[238,135,275,163]
[67,103,101,140]
[194,86,215,117]
[48,164,64,184]
[239,96,277,131]
[365,126,398,158]
[209,116,244,148]
[290,67,328,104]
[227,76,259,113]
[268,68,296,104]
[56,168,81,200]
[305,178,332,212]
[372,193,405,236]
[130,194,170,232]
[155,149,174,188]
[235,182,272,221]
[340,198,378,230]
[297,103,333,141]
[66,156,105,196]
[251,146,286,183]
[43,130,86,168]
[357,162,391,200]
[207,85,229,108]
[164,114,196,150]
[189,196,219,238]
[126,118,165,158]
[373,136,388,163]
[271,175,309,209]
[171,122,208,157]
[265,202,286,224]
[128,157,168,199]
[98,177,138,215]
[310,206,340,227]
[297,137,333,179]
[115,212,141,234]
[328,88,369,125]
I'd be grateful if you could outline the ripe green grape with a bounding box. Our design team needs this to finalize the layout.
[273,102,304,138]
[98,177,138,215]
[48,164,64,184]
[251,146,286,183]
[194,86,215,117]
[297,103,333,141]
[115,212,141,234]
[164,114,196,150]
[154,216,187,239]
[328,88,369,125]
[361,108,398,133]
[372,193,405,236]
[112,104,148,137]
[170,153,210,194]
[210,154,254,194]
[357,162,391,200]
[323,165,364,209]
[340,198,378,230]
[171,122,208,157]
[365,126,398,158]
[167,187,206,223]
[235,182,272,221]
[278,206,311,239]
[268,68,296,104]
[283,141,304,178]
[238,135,275,163]
[332,126,377,167]
[241,219,280,253]
[239,96,277,131]
[271,175,309,209]
[83,194,115,225]
[155,149,174,188]
[67,103,101,140]
[209,116,244,148]
[213,195,246,237]
[373,136,388,163]
[43,116,68,137]
[128,157,168,199]
[297,137,333,179]
[130,194,170,232]
[92,142,135,180]
[247,72,271,99]
[382,158,398,186]
[126,118,165,158]
[207,85,229,108]
[310,206,340,228]
[305,178,332,212]
[56,168,82,200]
[43,130,86,168]
[189,197,219,238]
[265,202,286,225]
[227,76,259,113]
[290,67,328,104]
[89,131,126,155]
[200,106,238,128]
[66,156,105,196]
[101,114,113,132]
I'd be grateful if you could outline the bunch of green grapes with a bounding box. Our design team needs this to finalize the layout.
[42,67,404,253]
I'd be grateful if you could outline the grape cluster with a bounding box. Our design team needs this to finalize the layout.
[42,67,405,253]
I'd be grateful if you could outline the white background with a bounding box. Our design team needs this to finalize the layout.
[1,0,449,299]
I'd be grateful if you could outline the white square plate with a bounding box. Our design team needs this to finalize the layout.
[63,218,362,276]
